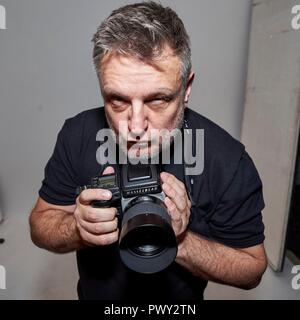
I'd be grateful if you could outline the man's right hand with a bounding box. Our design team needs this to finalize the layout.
[74,166,119,247]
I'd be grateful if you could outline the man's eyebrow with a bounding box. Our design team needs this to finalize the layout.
[102,87,180,100]
[102,89,131,100]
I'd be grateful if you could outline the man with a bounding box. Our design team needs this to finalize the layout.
[29,1,267,300]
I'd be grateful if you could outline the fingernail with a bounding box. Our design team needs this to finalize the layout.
[102,190,111,198]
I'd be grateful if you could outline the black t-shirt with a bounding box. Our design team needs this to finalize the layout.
[39,107,265,300]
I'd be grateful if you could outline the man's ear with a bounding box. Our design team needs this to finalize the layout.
[184,72,195,107]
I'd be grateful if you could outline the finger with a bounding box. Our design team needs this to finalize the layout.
[78,217,118,235]
[78,226,119,246]
[162,182,186,211]
[78,188,112,205]
[164,197,184,236]
[102,166,115,175]
[164,197,181,222]
[79,206,117,223]
[160,172,186,197]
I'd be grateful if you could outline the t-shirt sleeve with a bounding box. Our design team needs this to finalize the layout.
[207,151,265,248]
[39,119,80,205]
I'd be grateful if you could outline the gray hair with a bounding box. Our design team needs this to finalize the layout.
[92,1,192,86]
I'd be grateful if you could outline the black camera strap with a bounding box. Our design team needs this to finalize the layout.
[182,118,195,206]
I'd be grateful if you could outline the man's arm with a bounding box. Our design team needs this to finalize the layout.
[30,167,119,253]
[30,174,119,255]
[176,231,267,289]
[29,197,84,253]
[160,171,268,290]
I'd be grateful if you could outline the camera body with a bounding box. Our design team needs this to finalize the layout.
[76,164,177,274]
[82,163,164,214]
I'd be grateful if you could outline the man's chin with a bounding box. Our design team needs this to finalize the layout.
[127,146,158,161]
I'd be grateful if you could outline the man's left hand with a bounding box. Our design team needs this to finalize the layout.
[160,172,192,240]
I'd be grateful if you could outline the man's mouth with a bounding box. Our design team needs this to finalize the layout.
[127,140,151,150]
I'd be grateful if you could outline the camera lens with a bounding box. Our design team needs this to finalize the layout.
[136,244,160,254]
[131,244,162,256]
[119,196,177,274]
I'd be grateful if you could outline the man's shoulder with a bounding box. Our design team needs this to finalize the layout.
[186,109,244,149]
[186,108,246,192]
[64,106,106,130]
[186,107,245,159]
[59,107,107,144]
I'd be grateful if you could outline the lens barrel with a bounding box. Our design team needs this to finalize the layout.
[119,196,177,274]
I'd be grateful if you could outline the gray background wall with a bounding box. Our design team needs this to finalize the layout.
[0,0,254,299]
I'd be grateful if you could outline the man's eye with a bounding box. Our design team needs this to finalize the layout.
[147,97,171,106]
[111,98,127,107]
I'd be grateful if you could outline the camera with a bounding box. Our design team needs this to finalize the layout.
[76,164,177,274]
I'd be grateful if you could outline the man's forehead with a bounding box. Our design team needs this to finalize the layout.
[99,48,181,79]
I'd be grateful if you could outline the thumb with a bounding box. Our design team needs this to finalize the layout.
[102,166,115,176]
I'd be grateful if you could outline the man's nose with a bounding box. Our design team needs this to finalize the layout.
[128,102,148,138]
